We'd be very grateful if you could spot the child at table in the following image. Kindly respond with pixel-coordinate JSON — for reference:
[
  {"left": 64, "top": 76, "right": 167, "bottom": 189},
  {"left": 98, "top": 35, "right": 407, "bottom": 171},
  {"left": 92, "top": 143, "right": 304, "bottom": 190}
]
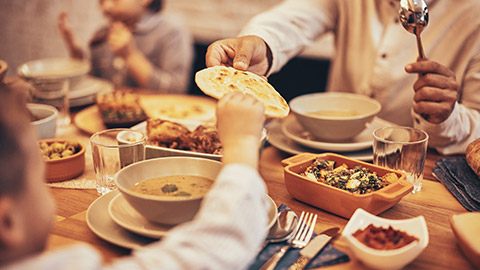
[
  {"left": 0, "top": 88, "right": 269, "bottom": 269},
  {"left": 58, "top": 0, "right": 193, "bottom": 93}
]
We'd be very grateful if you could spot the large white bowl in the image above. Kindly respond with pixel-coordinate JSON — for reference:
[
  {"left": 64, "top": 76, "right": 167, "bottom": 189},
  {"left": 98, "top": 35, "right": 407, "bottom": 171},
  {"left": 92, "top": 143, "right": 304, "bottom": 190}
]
[
  {"left": 115, "top": 157, "right": 222, "bottom": 225},
  {"left": 290, "top": 92, "right": 381, "bottom": 141},
  {"left": 27, "top": 103, "right": 58, "bottom": 139},
  {"left": 17, "top": 57, "right": 90, "bottom": 89},
  {"left": 342, "top": 208, "right": 429, "bottom": 270}
]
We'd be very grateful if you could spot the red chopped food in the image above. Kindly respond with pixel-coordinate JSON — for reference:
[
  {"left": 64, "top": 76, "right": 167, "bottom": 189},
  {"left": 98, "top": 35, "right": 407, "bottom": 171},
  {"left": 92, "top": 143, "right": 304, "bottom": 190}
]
[{"left": 353, "top": 224, "right": 419, "bottom": 250}]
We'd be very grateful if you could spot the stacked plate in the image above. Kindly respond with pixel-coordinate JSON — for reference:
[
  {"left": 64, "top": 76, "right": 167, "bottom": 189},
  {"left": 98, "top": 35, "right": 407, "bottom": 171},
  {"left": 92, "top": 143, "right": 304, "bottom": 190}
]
[
  {"left": 266, "top": 115, "right": 395, "bottom": 161},
  {"left": 86, "top": 190, "right": 278, "bottom": 249},
  {"left": 17, "top": 58, "right": 113, "bottom": 108},
  {"left": 69, "top": 76, "right": 113, "bottom": 107}
]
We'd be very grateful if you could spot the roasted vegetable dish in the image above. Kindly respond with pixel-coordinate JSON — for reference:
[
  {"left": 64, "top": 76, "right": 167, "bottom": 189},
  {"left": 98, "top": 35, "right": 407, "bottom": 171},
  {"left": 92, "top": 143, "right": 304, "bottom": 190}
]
[
  {"left": 302, "top": 158, "right": 398, "bottom": 194},
  {"left": 39, "top": 140, "right": 81, "bottom": 160},
  {"left": 97, "top": 91, "right": 147, "bottom": 127}
]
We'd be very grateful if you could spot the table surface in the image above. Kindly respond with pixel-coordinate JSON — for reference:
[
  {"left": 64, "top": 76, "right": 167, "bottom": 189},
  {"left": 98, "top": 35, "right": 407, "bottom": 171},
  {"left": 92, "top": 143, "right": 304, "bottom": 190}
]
[{"left": 45, "top": 107, "right": 474, "bottom": 270}]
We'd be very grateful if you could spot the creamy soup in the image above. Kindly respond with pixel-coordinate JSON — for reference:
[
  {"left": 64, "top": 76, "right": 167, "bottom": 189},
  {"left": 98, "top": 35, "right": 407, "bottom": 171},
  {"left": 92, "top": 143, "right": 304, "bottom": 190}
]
[
  {"left": 307, "top": 110, "right": 361, "bottom": 117},
  {"left": 131, "top": 175, "right": 214, "bottom": 197}
]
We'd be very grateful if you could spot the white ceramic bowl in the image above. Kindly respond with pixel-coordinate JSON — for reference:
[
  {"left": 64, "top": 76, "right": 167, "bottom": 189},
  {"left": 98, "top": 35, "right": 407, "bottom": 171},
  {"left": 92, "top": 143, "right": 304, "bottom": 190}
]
[
  {"left": 17, "top": 57, "right": 90, "bottom": 90},
  {"left": 27, "top": 103, "right": 58, "bottom": 139},
  {"left": 289, "top": 92, "right": 381, "bottom": 141},
  {"left": 342, "top": 208, "right": 429, "bottom": 270},
  {"left": 115, "top": 157, "right": 222, "bottom": 225}
]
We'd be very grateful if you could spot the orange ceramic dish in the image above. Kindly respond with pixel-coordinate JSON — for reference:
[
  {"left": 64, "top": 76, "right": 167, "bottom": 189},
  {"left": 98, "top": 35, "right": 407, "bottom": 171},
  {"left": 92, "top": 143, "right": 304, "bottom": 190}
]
[
  {"left": 39, "top": 139, "right": 86, "bottom": 182},
  {"left": 282, "top": 153, "right": 412, "bottom": 219}
]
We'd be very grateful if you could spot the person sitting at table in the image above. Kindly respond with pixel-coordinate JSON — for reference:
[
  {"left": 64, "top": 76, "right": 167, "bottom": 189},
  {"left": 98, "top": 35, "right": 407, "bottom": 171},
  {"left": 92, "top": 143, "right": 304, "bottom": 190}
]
[
  {"left": 58, "top": 0, "right": 193, "bottom": 93},
  {"left": 205, "top": 0, "right": 480, "bottom": 155},
  {"left": 0, "top": 87, "right": 269, "bottom": 269}
]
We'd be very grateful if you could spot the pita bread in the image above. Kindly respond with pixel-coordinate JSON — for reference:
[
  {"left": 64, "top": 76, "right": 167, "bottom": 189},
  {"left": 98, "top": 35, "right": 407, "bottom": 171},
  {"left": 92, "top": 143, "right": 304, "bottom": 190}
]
[{"left": 195, "top": 66, "right": 289, "bottom": 118}]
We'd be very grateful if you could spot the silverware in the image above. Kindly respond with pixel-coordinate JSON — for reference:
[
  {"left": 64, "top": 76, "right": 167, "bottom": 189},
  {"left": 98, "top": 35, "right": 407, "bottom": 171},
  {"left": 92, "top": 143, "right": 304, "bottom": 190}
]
[
  {"left": 259, "top": 211, "right": 318, "bottom": 270},
  {"left": 287, "top": 227, "right": 340, "bottom": 270},
  {"left": 399, "top": 0, "right": 429, "bottom": 60},
  {"left": 262, "top": 208, "right": 299, "bottom": 249}
]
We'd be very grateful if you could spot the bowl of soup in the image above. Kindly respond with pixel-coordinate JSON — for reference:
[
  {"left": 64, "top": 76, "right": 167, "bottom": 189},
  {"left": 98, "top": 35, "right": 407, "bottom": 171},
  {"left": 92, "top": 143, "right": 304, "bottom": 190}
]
[
  {"left": 289, "top": 92, "right": 381, "bottom": 141},
  {"left": 115, "top": 156, "right": 222, "bottom": 225}
]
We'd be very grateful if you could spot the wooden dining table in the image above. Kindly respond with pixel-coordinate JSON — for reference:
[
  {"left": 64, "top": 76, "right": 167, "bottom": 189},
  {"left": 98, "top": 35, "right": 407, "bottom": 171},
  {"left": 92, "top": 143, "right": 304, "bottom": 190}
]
[{"left": 45, "top": 105, "right": 474, "bottom": 270}]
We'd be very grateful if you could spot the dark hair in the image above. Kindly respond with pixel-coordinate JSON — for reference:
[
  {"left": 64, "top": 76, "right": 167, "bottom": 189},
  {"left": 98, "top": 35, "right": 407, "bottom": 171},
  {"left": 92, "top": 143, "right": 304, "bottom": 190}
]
[
  {"left": 0, "top": 84, "right": 31, "bottom": 196},
  {"left": 147, "top": 0, "right": 163, "bottom": 13}
]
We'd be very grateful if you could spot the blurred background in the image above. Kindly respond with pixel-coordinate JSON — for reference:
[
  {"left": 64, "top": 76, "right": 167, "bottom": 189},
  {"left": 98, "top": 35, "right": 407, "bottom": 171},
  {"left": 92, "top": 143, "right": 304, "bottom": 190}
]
[{"left": 0, "top": 0, "right": 334, "bottom": 101}]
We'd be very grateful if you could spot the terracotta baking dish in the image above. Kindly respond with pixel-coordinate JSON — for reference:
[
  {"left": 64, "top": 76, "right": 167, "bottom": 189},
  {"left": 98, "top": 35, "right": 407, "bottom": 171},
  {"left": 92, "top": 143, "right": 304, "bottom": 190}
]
[{"left": 282, "top": 153, "right": 413, "bottom": 219}]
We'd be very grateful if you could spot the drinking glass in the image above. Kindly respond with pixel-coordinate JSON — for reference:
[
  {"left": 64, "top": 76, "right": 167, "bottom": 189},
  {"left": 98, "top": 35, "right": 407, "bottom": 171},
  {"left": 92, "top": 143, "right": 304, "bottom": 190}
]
[
  {"left": 90, "top": 129, "right": 145, "bottom": 195},
  {"left": 29, "top": 78, "right": 70, "bottom": 126},
  {"left": 373, "top": 126, "right": 428, "bottom": 193}
]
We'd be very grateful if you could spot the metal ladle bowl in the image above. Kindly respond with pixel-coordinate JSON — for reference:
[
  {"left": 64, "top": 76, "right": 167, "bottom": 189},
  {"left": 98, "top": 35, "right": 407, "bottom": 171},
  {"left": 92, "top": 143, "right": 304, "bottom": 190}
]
[{"left": 399, "top": 0, "right": 429, "bottom": 59}]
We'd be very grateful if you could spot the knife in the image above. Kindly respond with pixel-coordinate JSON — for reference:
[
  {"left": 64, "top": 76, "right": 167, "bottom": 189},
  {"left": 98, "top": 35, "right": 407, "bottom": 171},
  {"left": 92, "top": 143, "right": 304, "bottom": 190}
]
[{"left": 287, "top": 227, "right": 340, "bottom": 270}]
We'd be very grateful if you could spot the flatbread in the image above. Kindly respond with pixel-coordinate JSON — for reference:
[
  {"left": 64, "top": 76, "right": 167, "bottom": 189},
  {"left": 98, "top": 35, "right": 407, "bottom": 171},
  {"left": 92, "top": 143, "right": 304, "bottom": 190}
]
[{"left": 195, "top": 66, "right": 289, "bottom": 118}]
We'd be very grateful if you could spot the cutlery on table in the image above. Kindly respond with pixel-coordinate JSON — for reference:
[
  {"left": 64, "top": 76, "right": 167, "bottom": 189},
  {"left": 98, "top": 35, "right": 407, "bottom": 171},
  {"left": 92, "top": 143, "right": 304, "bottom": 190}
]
[
  {"left": 260, "top": 209, "right": 299, "bottom": 251},
  {"left": 287, "top": 227, "right": 340, "bottom": 270},
  {"left": 259, "top": 211, "right": 318, "bottom": 270}
]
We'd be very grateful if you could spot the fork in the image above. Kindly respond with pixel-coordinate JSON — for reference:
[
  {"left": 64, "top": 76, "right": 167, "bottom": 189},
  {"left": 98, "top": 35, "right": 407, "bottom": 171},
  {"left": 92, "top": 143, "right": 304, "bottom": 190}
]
[{"left": 259, "top": 211, "right": 318, "bottom": 270}]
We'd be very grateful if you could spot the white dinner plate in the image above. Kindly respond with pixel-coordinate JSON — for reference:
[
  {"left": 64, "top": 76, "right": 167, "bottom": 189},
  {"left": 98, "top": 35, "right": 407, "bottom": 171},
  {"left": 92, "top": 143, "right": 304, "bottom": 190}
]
[
  {"left": 86, "top": 190, "right": 156, "bottom": 249},
  {"left": 281, "top": 115, "right": 395, "bottom": 152},
  {"left": 108, "top": 193, "right": 278, "bottom": 239},
  {"left": 108, "top": 193, "right": 175, "bottom": 239},
  {"left": 266, "top": 119, "right": 374, "bottom": 161}
]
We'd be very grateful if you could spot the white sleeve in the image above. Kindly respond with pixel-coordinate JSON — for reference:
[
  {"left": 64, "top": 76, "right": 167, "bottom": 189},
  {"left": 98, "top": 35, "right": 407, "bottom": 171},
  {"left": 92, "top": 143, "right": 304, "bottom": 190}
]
[
  {"left": 111, "top": 163, "right": 270, "bottom": 270},
  {"left": 414, "top": 103, "right": 480, "bottom": 155},
  {"left": 238, "top": 0, "right": 336, "bottom": 75}
]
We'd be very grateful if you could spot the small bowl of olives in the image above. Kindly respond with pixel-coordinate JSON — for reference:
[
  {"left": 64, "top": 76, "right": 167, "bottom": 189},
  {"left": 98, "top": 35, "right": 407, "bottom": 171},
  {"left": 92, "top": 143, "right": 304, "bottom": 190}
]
[{"left": 38, "top": 139, "right": 85, "bottom": 182}]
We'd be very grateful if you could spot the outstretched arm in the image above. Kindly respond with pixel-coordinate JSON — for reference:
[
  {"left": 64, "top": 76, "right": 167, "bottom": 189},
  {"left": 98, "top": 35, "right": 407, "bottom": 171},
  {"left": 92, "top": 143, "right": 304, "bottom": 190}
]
[{"left": 58, "top": 12, "right": 84, "bottom": 60}]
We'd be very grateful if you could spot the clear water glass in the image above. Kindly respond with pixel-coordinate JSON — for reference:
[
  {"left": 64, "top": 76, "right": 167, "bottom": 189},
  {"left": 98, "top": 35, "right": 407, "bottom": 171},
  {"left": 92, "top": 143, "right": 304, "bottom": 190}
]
[
  {"left": 373, "top": 126, "right": 429, "bottom": 193},
  {"left": 90, "top": 128, "right": 145, "bottom": 195}
]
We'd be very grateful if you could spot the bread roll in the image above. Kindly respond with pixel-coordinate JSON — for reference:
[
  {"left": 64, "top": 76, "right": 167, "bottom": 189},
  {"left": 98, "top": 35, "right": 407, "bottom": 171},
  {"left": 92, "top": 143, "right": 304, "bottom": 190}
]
[{"left": 466, "top": 138, "right": 480, "bottom": 178}]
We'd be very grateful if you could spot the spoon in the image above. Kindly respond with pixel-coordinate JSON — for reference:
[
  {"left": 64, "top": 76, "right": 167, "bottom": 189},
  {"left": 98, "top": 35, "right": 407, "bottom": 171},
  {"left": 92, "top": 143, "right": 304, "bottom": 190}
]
[
  {"left": 399, "top": 0, "right": 429, "bottom": 60},
  {"left": 260, "top": 209, "right": 299, "bottom": 250}
]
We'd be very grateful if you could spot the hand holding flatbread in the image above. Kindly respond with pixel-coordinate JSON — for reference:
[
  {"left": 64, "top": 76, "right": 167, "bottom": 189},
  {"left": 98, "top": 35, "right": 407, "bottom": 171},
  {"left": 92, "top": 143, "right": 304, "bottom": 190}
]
[{"left": 195, "top": 66, "right": 289, "bottom": 118}]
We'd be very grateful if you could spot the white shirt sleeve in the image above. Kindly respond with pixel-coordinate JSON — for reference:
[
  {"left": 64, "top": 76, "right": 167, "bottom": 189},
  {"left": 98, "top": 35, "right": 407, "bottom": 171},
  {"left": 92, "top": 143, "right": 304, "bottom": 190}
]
[
  {"left": 238, "top": 0, "right": 336, "bottom": 76},
  {"left": 5, "top": 164, "right": 269, "bottom": 270},
  {"left": 414, "top": 102, "right": 480, "bottom": 155}
]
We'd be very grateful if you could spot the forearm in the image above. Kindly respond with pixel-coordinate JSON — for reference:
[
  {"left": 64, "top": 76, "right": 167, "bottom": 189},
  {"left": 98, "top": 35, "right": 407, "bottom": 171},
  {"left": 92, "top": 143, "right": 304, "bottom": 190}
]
[
  {"left": 222, "top": 136, "right": 261, "bottom": 169},
  {"left": 124, "top": 48, "right": 154, "bottom": 88}
]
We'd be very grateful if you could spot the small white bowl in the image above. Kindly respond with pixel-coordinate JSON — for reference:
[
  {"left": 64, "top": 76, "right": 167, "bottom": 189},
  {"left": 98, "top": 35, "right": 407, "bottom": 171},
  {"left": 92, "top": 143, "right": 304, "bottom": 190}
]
[
  {"left": 290, "top": 92, "right": 381, "bottom": 141},
  {"left": 342, "top": 208, "right": 428, "bottom": 270},
  {"left": 27, "top": 103, "right": 58, "bottom": 139},
  {"left": 115, "top": 157, "right": 223, "bottom": 225}
]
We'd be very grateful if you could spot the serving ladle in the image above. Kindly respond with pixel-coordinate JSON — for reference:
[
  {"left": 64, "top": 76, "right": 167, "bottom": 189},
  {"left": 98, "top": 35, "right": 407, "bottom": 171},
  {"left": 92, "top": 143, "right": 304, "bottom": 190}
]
[{"left": 399, "top": 0, "right": 429, "bottom": 60}]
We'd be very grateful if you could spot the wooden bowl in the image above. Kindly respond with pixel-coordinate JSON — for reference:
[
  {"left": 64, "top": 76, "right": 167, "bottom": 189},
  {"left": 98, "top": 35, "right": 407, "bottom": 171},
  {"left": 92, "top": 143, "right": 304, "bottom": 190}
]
[
  {"left": 282, "top": 153, "right": 413, "bottom": 219},
  {"left": 39, "top": 139, "right": 86, "bottom": 182}
]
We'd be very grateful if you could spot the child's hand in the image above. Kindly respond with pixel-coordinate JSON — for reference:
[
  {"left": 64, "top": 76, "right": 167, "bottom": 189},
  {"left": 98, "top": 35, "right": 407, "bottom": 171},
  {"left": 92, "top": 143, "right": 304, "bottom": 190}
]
[
  {"left": 58, "top": 12, "right": 83, "bottom": 59},
  {"left": 108, "top": 21, "right": 135, "bottom": 58},
  {"left": 216, "top": 92, "right": 265, "bottom": 168}
]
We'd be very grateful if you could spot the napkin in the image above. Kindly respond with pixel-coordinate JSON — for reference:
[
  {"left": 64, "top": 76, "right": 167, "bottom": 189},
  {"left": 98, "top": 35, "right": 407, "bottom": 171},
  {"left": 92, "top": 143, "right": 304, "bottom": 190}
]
[
  {"left": 432, "top": 157, "right": 480, "bottom": 212},
  {"left": 248, "top": 205, "right": 350, "bottom": 270}
]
